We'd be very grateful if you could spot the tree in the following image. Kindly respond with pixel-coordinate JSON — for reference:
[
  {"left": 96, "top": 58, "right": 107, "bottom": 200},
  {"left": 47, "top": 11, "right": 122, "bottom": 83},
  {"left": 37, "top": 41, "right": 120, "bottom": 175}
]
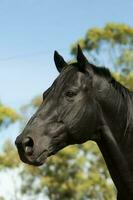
[
  {"left": 21, "top": 143, "right": 115, "bottom": 200},
  {"left": 0, "top": 102, "right": 20, "bottom": 200},
  {"left": 0, "top": 101, "right": 20, "bottom": 129},
  {"left": 113, "top": 72, "right": 133, "bottom": 91},
  {"left": 0, "top": 140, "right": 20, "bottom": 169},
  {"left": 1, "top": 139, "right": 115, "bottom": 200},
  {"left": 18, "top": 23, "right": 133, "bottom": 199},
  {"left": 71, "top": 23, "right": 133, "bottom": 74},
  {"left": 1, "top": 22, "right": 133, "bottom": 200},
  {"left": 0, "top": 141, "right": 22, "bottom": 200}
]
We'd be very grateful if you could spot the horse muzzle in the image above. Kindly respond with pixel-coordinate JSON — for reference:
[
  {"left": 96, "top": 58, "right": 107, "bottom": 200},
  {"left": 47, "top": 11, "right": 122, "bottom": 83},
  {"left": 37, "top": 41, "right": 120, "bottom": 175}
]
[{"left": 15, "top": 134, "right": 51, "bottom": 166}]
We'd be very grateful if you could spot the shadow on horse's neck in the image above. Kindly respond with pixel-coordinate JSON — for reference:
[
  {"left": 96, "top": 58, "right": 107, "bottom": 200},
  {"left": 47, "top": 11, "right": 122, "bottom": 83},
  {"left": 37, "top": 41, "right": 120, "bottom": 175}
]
[
  {"left": 99, "top": 78, "right": 133, "bottom": 143},
  {"left": 97, "top": 81, "right": 133, "bottom": 199}
]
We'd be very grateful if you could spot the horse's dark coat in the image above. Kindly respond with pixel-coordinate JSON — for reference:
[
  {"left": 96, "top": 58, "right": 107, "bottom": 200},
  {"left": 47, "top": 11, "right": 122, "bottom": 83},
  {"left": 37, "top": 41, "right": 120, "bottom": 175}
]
[{"left": 15, "top": 46, "right": 133, "bottom": 200}]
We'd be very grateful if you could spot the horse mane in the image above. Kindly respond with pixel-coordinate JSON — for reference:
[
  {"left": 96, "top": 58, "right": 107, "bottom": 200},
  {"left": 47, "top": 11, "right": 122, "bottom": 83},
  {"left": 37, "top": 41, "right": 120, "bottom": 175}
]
[
  {"left": 89, "top": 64, "right": 133, "bottom": 99},
  {"left": 93, "top": 65, "right": 112, "bottom": 80},
  {"left": 93, "top": 65, "right": 133, "bottom": 135},
  {"left": 96, "top": 66, "right": 133, "bottom": 100},
  {"left": 72, "top": 62, "right": 133, "bottom": 135},
  {"left": 72, "top": 61, "right": 132, "bottom": 96}
]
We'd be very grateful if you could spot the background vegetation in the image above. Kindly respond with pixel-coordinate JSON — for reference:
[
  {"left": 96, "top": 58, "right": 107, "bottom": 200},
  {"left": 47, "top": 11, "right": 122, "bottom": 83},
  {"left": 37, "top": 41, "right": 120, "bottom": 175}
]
[{"left": 0, "top": 23, "right": 133, "bottom": 200}]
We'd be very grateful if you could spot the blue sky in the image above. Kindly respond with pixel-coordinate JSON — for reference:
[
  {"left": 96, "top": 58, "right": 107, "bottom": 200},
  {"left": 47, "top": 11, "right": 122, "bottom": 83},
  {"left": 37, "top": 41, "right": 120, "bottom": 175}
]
[{"left": 0, "top": 0, "right": 133, "bottom": 146}]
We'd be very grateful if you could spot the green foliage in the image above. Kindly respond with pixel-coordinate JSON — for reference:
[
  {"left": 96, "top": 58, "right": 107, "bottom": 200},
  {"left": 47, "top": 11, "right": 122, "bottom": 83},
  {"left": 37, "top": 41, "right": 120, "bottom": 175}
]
[
  {"left": 21, "top": 96, "right": 42, "bottom": 111},
  {"left": 116, "top": 50, "right": 133, "bottom": 74},
  {"left": 0, "top": 102, "right": 20, "bottom": 128},
  {"left": 0, "top": 197, "right": 5, "bottom": 200},
  {"left": 1, "top": 22, "right": 133, "bottom": 200},
  {"left": 0, "top": 140, "right": 20, "bottom": 169},
  {"left": 20, "top": 143, "right": 116, "bottom": 200},
  {"left": 71, "top": 23, "right": 133, "bottom": 73},
  {"left": 113, "top": 72, "right": 133, "bottom": 91},
  {"left": 0, "top": 101, "right": 20, "bottom": 198},
  {"left": 71, "top": 23, "right": 133, "bottom": 52}
]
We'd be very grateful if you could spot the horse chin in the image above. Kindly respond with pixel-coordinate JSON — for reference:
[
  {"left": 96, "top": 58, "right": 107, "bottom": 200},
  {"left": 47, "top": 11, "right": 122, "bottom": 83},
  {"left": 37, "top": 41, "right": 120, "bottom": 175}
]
[
  {"left": 21, "top": 148, "right": 60, "bottom": 166},
  {"left": 32, "top": 150, "right": 49, "bottom": 166},
  {"left": 26, "top": 149, "right": 58, "bottom": 166},
  {"left": 17, "top": 148, "right": 49, "bottom": 166}
]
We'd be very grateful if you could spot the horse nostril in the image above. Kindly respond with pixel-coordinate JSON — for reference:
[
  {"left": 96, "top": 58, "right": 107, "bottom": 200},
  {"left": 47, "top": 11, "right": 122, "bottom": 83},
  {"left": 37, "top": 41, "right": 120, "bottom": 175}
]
[{"left": 23, "top": 137, "right": 34, "bottom": 156}]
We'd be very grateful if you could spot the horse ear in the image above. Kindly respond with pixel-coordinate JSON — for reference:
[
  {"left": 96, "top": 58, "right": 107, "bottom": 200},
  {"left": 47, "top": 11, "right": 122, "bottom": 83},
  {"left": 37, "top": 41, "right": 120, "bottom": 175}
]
[
  {"left": 54, "top": 51, "right": 68, "bottom": 72},
  {"left": 77, "top": 45, "right": 88, "bottom": 72}
]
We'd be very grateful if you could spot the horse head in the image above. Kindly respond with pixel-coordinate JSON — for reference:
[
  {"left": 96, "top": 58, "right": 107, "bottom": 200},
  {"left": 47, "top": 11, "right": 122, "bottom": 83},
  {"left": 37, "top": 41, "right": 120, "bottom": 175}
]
[{"left": 15, "top": 46, "right": 110, "bottom": 166}]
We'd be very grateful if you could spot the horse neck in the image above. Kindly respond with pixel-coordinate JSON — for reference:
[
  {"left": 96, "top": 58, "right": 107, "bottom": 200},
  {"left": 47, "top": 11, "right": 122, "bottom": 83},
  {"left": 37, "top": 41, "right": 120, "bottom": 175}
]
[
  {"left": 97, "top": 86, "right": 133, "bottom": 198},
  {"left": 99, "top": 84, "right": 133, "bottom": 143},
  {"left": 97, "top": 126, "right": 133, "bottom": 199}
]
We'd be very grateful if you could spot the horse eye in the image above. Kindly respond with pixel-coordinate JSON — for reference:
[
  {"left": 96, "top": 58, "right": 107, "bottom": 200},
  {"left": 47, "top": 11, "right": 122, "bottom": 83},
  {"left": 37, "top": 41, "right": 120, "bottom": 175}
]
[{"left": 65, "top": 91, "right": 77, "bottom": 98}]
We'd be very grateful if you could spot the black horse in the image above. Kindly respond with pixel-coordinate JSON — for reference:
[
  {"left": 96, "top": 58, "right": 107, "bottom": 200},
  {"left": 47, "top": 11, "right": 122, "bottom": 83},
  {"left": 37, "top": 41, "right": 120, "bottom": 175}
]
[{"left": 15, "top": 46, "right": 133, "bottom": 200}]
